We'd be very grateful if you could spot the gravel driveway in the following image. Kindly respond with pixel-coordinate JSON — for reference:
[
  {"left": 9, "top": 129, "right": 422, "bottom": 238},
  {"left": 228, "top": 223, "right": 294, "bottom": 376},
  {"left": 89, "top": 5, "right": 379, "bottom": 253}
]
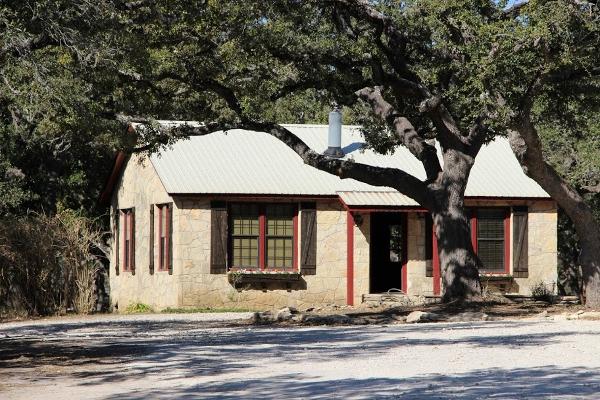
[{"left": 1, "top": 313, "right": 600, "bottom": 399}]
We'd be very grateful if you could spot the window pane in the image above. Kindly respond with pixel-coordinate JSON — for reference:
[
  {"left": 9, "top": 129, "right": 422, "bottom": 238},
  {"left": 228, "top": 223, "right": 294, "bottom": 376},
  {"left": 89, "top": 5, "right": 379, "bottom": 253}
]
[
  {"left": 389, "top": 224, "right": 403, "bottom": 263},
  {"left": 266, "top": 238, "right": 293, "bottom": 268},
  {"left": 477, "top": 210, "right": 505, "bottom": 239},
  {"left": 231, "top": 204, "right": 259, "bottom": 235},
  {"left": 160, "top": 237, "right": 166, "bottom": 268},
  {"left": 125, "top": 240, "right": 130, "bottom": 269},
  {"left": 266, "top": 205, "right": 294, "bottom": 236},
  {"left": 160, "top": 206, "right": 167, "bottom": 238},
  {"left": 477, "top": 209, "right": 505, "bottom": 271},
  {"left": 478, "top": 240, "right": 504, "bottom": 270},
  {"left": 265, "top": 205, "right": 294, "bottom": 268},
  {"left": 232, "top": 237, "right": 258, "bottom": 267}
]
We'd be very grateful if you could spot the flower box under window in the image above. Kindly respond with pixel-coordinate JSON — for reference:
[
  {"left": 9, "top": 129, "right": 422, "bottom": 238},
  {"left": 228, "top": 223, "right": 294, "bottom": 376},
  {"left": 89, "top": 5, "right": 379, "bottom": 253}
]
[{"left": 227, "top": 270, "right": 302, "bottom": 284}]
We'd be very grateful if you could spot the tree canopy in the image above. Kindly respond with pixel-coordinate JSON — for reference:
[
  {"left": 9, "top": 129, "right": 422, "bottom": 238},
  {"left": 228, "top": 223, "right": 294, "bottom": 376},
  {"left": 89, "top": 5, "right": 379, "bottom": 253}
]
[{"left": 1, "top": 0, "right": 599, "bottom": 301}]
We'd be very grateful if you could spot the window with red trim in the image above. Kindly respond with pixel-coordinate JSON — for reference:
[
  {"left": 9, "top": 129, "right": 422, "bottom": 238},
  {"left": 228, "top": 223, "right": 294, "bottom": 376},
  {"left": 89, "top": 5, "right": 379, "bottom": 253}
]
[
  {"left": 470, "top": 208, "right": 510, "bottom": 274},
  {"left": 120, "top": 208, "right": 134, "bottom": 272},
  {"left": 157, "top": 204, "right": 171, "bottom": 271},
  {"left": 229, "top": 203, "right": 297, "bottom": 270}
]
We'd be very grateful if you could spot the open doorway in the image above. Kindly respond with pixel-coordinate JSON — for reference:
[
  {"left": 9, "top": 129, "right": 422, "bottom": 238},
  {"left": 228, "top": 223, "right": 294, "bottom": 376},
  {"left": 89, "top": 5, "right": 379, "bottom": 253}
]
[{"left": 370, "top": 212, "right": 407, "bottom": 293}]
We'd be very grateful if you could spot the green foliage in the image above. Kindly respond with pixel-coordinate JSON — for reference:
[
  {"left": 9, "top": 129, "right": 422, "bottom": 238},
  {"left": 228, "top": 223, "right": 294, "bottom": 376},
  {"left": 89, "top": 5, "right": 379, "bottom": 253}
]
[
  {"left": 0, "top": 0, "right": 131, "bottom": 216},
  {"left": 0, "top": 2, "right": 598, "bottom": 304},
  {"left": 124, "top": 303, "right": 154, "bottom": 314}
]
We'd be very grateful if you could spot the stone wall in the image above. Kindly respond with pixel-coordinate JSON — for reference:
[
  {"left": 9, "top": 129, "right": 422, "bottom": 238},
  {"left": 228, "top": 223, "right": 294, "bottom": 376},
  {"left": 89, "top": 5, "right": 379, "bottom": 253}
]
[
  {"left": 353, "top": 212, "right": 370, "bottom": 305},
  {"left": 109, "top": 154, "right": 178, "bottom": 311},
  {"left": 175, "top": 199, "right": 348, "bottom": 310},
  {"left": 406, "top": 213, "right": 434, "bottom": 296},
  {"left": 514, "top": 200, "right": 558, "bottom": 294},
  {"left": 109, "top": 157, "right": 558, "bottom": 310}
]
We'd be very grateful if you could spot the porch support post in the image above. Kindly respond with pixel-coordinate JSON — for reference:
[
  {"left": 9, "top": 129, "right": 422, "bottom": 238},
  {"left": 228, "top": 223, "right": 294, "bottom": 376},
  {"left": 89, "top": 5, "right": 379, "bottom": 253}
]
[{"left": 347, "top": 211, "right": 355, "bottom": 306}]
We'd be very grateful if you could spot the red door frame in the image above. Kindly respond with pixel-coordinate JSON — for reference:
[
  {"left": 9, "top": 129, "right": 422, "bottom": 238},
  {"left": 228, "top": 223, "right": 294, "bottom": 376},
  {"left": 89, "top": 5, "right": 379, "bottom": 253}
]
[
  {"left": 401, "top": 213, "right": 408, "bottom": 294},
  {"left": 432, "top": 223, "right": 441, "bottom": 296}
]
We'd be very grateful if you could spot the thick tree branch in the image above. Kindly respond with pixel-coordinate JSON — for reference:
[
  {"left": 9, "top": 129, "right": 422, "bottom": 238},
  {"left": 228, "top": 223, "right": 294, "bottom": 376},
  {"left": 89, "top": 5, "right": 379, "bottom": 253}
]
[
  {"left": 582, "top": 184, "right": 600, "bottom": 194},
  {"left": 356, "top": 86, "right": 442, "bottom": 181},
  {"left": 122, "top": 115, "right": 432, "bottom": 208}
]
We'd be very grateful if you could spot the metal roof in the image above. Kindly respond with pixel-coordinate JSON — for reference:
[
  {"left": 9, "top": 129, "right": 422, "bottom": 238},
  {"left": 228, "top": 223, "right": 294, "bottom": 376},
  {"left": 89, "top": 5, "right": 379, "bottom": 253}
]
[
  {"left": 338, "top": 191, "right": 419, "bottom": 207},
  {"left": 149, "top": 123, "right": 549, "bottom": 203}
]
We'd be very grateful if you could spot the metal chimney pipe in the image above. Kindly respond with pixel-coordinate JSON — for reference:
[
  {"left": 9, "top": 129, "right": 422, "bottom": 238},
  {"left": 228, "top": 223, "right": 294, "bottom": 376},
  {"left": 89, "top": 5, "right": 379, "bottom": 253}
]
[{"left": 324, "top": 107, "right": 344, "bottom": 158}]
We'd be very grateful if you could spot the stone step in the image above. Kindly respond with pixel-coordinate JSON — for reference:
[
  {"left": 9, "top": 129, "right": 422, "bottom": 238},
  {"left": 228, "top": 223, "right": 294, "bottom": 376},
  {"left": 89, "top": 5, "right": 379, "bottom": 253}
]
[{"left": 362, "top": 293, "right": 442, "bottom": 306}]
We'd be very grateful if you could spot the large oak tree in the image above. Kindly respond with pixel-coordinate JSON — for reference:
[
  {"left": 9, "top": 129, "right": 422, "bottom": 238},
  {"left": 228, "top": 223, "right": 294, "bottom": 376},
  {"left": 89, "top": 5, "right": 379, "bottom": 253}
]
[
  {"left": 109, "top": 0, "right": 600, "bottom": 302},
  {"left": 4, "top": 0, "right": 599, "bottom": 303}
]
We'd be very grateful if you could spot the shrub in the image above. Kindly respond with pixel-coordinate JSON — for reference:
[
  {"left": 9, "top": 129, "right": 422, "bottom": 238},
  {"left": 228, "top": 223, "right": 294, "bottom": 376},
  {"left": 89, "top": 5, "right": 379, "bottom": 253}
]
[
  {"left": 530, "top": 281, "right": 555, "bottom": 303},
  {"left": 0, "top": 209, "right": 104, "bottom": 317},
  {"left": 125, "top": 303, "right": 154, "bottom": 314}
]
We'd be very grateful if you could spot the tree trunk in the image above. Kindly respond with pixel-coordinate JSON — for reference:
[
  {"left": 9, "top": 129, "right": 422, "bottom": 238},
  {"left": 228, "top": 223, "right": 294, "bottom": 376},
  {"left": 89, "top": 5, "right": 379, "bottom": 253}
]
[
  {"left": 431, "top": 148, "right": 483, "bottom": 302},
  {"left": 509, "top": 126, "right": 600, "bottom": 307}
]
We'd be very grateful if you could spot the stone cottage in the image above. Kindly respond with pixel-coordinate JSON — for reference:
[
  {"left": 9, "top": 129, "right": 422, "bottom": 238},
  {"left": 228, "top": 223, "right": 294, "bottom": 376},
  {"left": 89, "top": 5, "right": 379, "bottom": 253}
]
[{"left": 100, "top": 117, "right": 557, "bottom": 310}]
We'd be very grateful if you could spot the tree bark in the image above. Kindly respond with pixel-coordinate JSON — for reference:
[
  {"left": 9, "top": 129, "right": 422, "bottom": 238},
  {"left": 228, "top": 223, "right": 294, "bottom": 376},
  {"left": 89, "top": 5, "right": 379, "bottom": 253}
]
[
  {"left": 431, "top": 148, "right": 483, "bottom": 302},
  {"left": 509, "top": 123, "right": 600, "bottom": 307}
]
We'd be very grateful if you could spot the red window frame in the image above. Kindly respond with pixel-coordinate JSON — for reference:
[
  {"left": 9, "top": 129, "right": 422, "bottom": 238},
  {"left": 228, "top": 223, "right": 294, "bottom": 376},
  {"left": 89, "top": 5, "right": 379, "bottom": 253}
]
[
  {"left": 228, "top": 203, "right": 299, "bottom": 271},
  {"left": 470, "top": 208, "right": 510, "bottom": 275},
  {"left": 120, "top": 208, "right": 134, "bottom": 272},
  {"left": 157, "top": 204, "right": 171, "bottom": 271}
]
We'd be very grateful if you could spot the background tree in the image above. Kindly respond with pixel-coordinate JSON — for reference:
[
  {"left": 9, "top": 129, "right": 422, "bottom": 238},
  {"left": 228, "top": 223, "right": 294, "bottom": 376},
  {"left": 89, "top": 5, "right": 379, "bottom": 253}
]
[
  {"left": 0, "top": 0, "right": 135, "bottom": 216},
  {"left": 540, "top": 117, "right": 600, "bottom": 296},
  {"left": 498, "top": 0, "right": 600, "bottom": 305}
]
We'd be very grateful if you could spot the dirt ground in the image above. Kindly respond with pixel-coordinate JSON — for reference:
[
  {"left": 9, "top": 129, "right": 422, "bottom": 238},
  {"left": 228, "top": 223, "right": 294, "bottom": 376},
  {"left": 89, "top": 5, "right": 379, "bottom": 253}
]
[{"left": 1, "top": 303, "right": 600, "bottom": 399}]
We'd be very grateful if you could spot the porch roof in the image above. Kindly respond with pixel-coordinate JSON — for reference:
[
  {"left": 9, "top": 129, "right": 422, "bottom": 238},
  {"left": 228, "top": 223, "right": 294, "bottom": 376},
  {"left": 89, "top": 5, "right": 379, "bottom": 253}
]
[{"left": 338, "top": 191, "right": 419, "bottom": 207}]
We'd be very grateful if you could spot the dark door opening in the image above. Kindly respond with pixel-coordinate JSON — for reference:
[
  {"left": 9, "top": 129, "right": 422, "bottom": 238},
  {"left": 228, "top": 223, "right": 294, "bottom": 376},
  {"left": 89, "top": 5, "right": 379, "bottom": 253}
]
[{"left": 370, "top": 212, "right": 407, "bottom": 293}]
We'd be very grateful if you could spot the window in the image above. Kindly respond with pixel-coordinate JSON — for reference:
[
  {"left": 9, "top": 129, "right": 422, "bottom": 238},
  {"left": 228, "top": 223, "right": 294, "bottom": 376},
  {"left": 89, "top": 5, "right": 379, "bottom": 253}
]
[
  {"left": 231, "top": 204, "right": 259, "bottom": 268},
  {"left": 229, "top": 203, "right": 297, "bottom": 270},
  {"left": 266, "top": 205, "right": 294, "bottom": 268},
  {"left": 472, "top": 208, "right": 509, "bottom": 273},
  {"left": 120, "top": 208, "right": 134, "bottom": 271},
  {"left": 157, "top": 204, "right": 171, "bottom": 271}
]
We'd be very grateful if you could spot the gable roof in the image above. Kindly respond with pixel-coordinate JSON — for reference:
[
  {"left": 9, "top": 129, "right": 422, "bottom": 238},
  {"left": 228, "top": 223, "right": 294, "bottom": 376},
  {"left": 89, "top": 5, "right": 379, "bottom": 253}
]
[{"left": 148, "top": 123, "right": 549, "bottom": 205}]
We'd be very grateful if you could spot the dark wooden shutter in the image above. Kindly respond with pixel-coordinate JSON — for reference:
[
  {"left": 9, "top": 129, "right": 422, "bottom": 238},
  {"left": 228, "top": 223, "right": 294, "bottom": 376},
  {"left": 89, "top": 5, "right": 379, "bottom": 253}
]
[
  {"left": 300, "top": 202, "right": 317, "bottom": 275},
  {"left": 115, "top": 211, "right": 120, "bottom": 276},
  {"left": 167, "top": 202, "right": 174, "bottom": 275},
  {"left": 425, "top": 213, "right": 434, "bottom": 277},
  {"left": 210, "top": 201, "right": 228, "bottom": 274},
  {"left": 149, "top": 206, "right": 154, "bottom": 275},
  {"left": 130, "top": 207, "right": 136, "bottom": 275},
  {"left": 513, "top": 206, "right": 529, "bottom": 278}
]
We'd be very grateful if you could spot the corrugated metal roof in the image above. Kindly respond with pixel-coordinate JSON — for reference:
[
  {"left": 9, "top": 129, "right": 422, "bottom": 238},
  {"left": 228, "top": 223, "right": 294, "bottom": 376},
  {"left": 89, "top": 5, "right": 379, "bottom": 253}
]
[
  {"left": 149, "top": 123, "right": 549, "bottom": 200},
  {"left": 338, "top": 191, "right": 419, "bottom": 207}
]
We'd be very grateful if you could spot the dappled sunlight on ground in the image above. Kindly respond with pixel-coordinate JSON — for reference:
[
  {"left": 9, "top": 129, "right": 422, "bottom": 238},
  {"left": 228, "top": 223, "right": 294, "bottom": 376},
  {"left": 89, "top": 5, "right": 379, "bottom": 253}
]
[{"left": 1, "top": 314, "right": 600, "bottom": 399}]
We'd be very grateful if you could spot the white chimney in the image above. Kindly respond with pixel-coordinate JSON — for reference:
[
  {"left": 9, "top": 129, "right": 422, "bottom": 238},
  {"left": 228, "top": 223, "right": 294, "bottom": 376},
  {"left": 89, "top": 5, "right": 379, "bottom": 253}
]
[{"left": 324, "top": 107, "right": 344, "bottom": 158}]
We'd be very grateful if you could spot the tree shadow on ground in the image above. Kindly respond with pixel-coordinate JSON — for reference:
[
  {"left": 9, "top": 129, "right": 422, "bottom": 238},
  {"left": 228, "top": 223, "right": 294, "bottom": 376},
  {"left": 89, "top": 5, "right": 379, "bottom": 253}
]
[
  {"left": 1, "top": 318, "right": 598, "bottom": 392},
  {"left": 115, "top": 366, "right": 600, "bottom": 399}
]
